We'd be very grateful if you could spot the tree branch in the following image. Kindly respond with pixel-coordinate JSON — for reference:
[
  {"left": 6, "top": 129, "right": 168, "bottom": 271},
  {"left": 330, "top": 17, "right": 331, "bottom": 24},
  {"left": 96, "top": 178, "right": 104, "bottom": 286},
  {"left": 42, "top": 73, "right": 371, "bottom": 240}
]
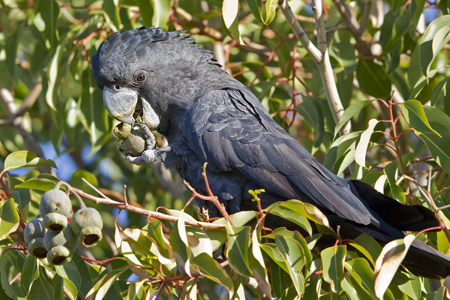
[
  {"left": 71, "top": 187, "right": 226, "bottom": 230},
  {"left": 331, "top": 0, "right": 372, "bottom": 56},
  {"left": 278, "top": 0, "right": 352, "bottom": 135}
]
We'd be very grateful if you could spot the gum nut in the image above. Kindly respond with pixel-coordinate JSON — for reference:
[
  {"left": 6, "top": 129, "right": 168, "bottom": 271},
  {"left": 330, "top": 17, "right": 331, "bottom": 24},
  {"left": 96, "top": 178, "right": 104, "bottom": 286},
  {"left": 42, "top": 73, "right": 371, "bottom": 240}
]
[
  {"left": 27, "top": 237, "right": 48, "bottom": 259},
  {"left": 78, "top": 226, "right": 103, "bottom": 247},
  {"left": 113, "top": 123, "right": 132, "bottom": 140},
  {"left": 123, "top": 130, "right": 146, "bottom": 156},
  {"left": 46, "top": 245, "right": 73, "bottom": 265},
  {"left": 24, "top": 218, "right": 46, "bottom": 244},
  {"left": 44, "top": 225, "right": 78, "bottom": 253},
  {"left": 43, "top": 212, "right": 68, "bottom": 232},
  {"left": 71, "top": 207, "right": 103, "bottom": 236},
  {"left": 39, "top": 189, "right": 72, "bottom": 218}
]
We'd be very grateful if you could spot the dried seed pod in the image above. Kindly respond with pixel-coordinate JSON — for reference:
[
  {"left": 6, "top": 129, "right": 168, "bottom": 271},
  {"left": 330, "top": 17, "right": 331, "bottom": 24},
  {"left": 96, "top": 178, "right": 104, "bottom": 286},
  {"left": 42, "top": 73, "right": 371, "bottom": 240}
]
[
  {"left": 113, "top": 123, "right": 132, "bottom": 140},
  {"left": 122, "top": 129, "right": 146, "bottom": 156},
  {"left": 71, "top": 207, "right": 103, "bottom": 247},
  {"left": 39, "top": 189, "right": 72, "bottom": 232},
  {"left": 44, "top": 225, "right": 77, "bottom": 265},
  {"left": 24, "top": 219, "right": 47, "bottom": 259}
]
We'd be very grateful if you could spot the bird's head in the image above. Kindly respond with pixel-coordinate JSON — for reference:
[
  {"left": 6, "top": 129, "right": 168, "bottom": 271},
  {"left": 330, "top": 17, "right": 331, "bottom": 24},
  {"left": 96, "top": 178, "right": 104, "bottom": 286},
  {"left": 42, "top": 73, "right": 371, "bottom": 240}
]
[{"left": 92, "top": 26, "right": 221, "bottom": 135}]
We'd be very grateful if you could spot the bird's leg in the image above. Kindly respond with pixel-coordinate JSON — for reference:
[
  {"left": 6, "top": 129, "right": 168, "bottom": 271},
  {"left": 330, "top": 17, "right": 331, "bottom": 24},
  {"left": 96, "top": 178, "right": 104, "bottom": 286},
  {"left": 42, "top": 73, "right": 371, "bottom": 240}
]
[{"left": 123, "top": 123, "right": 170, "bottom": 165}]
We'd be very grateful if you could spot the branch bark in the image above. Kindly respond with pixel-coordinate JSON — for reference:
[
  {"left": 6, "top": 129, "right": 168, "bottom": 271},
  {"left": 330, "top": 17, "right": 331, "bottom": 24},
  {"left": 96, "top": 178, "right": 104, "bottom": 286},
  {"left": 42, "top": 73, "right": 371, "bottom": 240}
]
[
  {"left": 278, "top": 0, "right": 352, "bottom": 135},
  {"left": 331, "top": 0, "right": 373, "bottom": 56}
]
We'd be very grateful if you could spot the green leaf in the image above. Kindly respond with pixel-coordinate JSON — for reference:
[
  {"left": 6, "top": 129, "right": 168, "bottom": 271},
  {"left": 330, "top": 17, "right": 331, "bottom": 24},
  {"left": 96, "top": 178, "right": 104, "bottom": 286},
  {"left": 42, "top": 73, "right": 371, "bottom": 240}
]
[
  {"left": 402, "top": 100, "right": 441, "bottom": 137},
  {"left": 80, "top": 68, "right": 111, "bottom": 156},
  {"left": 430, "top": 75, "right": 450, "bottom": 106},
  {"left": 420, "top": 16, "right": 450, "bottom": 78},
  {"left": 274, "top": 233, "right": 305, "bottom": 295},
  {"left": 28, "top": 266, "right": 55, "bottom": 300},
  {"left": 403, "top": 102, "right": 450, "bottom": 174},
  {"left": 355, "top": 119, "right": 378, "bottom": 168},
  {"left": 225, "top": 223, "right": 252, "bottom": 277},
  {"left": 325, "top": 132, "right": 360, "bottom": 170},
  {"left": 356, "top": 60, "right": 392, "bottom": 99},
  {"left": 21, "top": 256, "right": 39, "bottom": 295},
  {"left": 345, "top": 258, "right": 375, "bottom": 295},
  {"left": 191, "top": 253, "right": 234, "bottom": 297},
  {"left": 135, "top": 0, "right": 153, "bottom": 26},
  {"left": 321, "top": 245, "right": 346, "bottom": 292},
  {"left": 65, "top": 253, "right": 93, "bottom": 299},
  {"left": 272, "top": 228, "right": 312, "bottom": 268},
  {"left": 3, "top": 151, "right": 56, "bottom": 172},
  {"left": 349, "top": 234, "right": 383, "bottom": 266},
  {"left": 69, "top": 170, "right": 99, "bottom": 192},
  {"left": 14, "top": 178, "right": 56, "bottom": 191},
  {"left": 85, "top": 268, "right": 127, "bottom": 300},
  {"left": 264, "top": 0, "right": 277, "bottom": 25},
  {"left": 383, "top": 159, "right": 406, "bottom": 203},
  {"left": 54, "top": 265, "right": 78, "bottom": 300},
  {"left": 33, "top": 0, "right": 60, "bottom": 49},
  {"left": 151, "top": 0, "right": 171, "bottom": 28},
  {"left": 0, "top": 257, "right": 16, "bottom": 300},
  {"left": 265, "top": 200, "right": 329, "bottom": 235},
  {"left": 334, "top": 100, "right": 376, "bottom": 139},
  {"left": 0, "top": 199, "right": 20, "bottom": 241},
  {"left": 44, "top": 45, "right": 61, "bottom": 111},
  {"left": 213, "top": 211, "right": 257, "bottom": 226},
  {"left": 142, "top": 221, "right": 173, "bottom": 261},
  {"left": 409, "top": 0, "right": 426, "bottom": 38},
  {"left": 374, "top": 235, "right": 415, "bottom": 299},
  {"left": 260, "top": 243, "right": 290, "bottom": 274},
  {"left": 222, "top": 0, "right": 243, "bottom": 43},
  {"left": 250, "top": 229, "right": 271, "bottom": 298},
  {"left": 102, "top": 0, "right": 121, "bottom": 31},
  {"left": 245, "top": 0, "right": 263, "bottom": 23}
]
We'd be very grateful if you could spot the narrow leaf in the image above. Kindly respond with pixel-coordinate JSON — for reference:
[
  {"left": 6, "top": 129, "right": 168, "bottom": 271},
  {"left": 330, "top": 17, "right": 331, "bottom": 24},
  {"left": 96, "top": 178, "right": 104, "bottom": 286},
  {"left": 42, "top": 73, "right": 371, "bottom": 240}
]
[
  {"left": 225, "top": 223, "right": 252, "bottom": 277},
  {"left": 3, "top": 151, "right": 56, "bottom": 172},
  {"left": 191, "top": 253, "right": 234, "bottom": 298},
  {"left": 374, "top": 235, "right": 415, "bottom": 299},
  {"left": 355, "top": 119, "right": 379, "bottom": 168},
  {"left": 420, "top": 16, "right": 450, "bottom": 78},
  {"left": 0, "top": 199, "right": 20, "bottom": 241},
  {"left": 321, "top": 245, "right": 347, "bottom": 292},
  {"left": 334, "top": 100, "right": 376, "bottom": 139}
]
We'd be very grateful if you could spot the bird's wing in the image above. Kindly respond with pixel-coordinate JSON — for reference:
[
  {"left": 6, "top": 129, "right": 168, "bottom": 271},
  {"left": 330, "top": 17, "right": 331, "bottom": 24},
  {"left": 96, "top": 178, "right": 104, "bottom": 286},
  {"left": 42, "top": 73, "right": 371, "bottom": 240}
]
[{"left": 181, "top": 88, "right": 374, "bottom": 225}]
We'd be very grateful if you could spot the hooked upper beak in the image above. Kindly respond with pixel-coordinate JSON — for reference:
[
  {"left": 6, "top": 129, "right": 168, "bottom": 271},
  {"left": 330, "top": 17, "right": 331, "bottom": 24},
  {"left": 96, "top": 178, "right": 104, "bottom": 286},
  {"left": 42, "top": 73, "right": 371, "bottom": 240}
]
[{"left": 103, "top": 86, "right": 138, "bottom": 125}]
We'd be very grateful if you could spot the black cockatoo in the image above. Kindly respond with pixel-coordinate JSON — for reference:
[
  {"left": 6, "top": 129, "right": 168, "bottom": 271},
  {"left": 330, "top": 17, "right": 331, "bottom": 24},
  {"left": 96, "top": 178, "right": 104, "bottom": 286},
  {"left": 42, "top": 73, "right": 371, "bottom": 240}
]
[{"left": 92, "top": 26, "right": 450, "bottom": 278}]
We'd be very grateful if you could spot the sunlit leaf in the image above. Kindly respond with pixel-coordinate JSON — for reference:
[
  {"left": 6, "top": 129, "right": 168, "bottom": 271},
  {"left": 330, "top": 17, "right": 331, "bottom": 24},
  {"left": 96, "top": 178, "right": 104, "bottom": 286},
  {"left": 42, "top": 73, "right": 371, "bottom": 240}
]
[
  {"left": 420, "top": 16, "right": 450, "bottom": 78},
  {"left": 3, "top": 151, "right": 56, "bottom": 173},
  {"left": 334, "top": 100, "right": 376, "bottom": 139},
  {"left": 321, "top": 245, "right": 346, "bottom": 292},
  {"left": 14, "top": 178, "right": 56, "bottom": 191},
  {"left": 28, "top": 266, "right": 55, "bottom": 300},
  {"left": 355, "top": 119, "right": 379, "bottom": 168},
  {"left": 374, "top": 235, "right": 415, "bottom": 299},
  {"left": 274, "top": 233, "right": 305, "bottom": 295},
  {"left": 264, "top": 0, "right": 278, "bottom": 25},
  {"left": 225, "top": 223, "right": 252, "bottom": 277},
  {"left": 191, "top": 253, "right": 234, "bottom": 298},
  {"left": 0, "top": 199, "right": 20, "bottom": 241},
  {"left": 21, "top": 255, "right": 39, "bottom": 295}
]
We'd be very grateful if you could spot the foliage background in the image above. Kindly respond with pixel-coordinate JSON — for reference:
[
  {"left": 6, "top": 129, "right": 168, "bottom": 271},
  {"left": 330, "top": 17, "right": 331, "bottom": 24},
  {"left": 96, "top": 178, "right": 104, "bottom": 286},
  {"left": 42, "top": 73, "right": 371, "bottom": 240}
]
[{"left": 1, "top": 0, "right": 450, "bottom": 299}]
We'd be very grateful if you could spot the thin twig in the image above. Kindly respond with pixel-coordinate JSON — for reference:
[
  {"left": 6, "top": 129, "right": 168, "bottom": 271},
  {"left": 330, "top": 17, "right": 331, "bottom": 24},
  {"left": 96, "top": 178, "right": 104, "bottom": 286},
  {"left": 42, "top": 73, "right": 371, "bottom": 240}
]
[{"left": 71, "top": 187, "right": 226, "bottom": 230}]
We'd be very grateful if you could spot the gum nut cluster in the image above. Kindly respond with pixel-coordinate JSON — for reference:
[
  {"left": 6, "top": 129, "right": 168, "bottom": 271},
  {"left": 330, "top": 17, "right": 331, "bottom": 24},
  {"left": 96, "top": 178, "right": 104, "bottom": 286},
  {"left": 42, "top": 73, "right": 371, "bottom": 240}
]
[
  {"left": 24, "top": 187, "right": 104, "bottom": 265},
  {"left": 24, "top": 218, "right": 47, "bottom": 259},
  {"left": 44, "top": 224, "right": 78, "bottom": 265},
  {"left": 39, "top": 189, "right": 72, "bottom": 232},
  {"left": 72, "top": 207, "right": 103, "bottom": 247},
  {"left": 113, "top": 123, "right": 147, "bottom": 156}
]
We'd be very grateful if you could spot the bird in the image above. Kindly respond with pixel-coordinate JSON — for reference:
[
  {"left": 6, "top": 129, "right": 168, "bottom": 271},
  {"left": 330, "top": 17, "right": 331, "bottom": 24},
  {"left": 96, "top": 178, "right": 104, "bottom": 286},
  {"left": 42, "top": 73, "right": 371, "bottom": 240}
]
[{"left": 92, "top": 26, "right": 450, "bottom": 278}]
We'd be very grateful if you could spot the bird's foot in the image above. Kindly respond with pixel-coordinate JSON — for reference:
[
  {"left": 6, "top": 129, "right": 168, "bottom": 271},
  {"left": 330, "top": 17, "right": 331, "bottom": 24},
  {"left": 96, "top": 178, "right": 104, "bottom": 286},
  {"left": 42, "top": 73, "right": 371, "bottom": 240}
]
[
  {"left": 124, "top": 147, "right": 170, "bottom": 165},
  {"left": 136, "top": 122, "right": 156, "bottom": 149}
]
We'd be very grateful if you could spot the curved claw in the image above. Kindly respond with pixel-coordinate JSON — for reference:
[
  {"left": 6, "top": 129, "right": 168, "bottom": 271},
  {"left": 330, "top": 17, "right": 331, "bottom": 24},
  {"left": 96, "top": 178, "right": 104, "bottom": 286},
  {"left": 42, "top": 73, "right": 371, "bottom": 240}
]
[{"left": 136, "top": 123, "right": 156, "bottom": 150}]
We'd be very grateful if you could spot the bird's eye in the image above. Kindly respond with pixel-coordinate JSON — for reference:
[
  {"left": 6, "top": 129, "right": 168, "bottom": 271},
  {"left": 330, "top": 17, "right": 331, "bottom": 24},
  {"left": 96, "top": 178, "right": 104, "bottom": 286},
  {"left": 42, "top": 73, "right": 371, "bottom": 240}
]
[
  {"left": 137, "top": 73, "right": 145, "bottom": 82},
  {"left": 114, "top": 85, "right": 120, "bottom": 90}
]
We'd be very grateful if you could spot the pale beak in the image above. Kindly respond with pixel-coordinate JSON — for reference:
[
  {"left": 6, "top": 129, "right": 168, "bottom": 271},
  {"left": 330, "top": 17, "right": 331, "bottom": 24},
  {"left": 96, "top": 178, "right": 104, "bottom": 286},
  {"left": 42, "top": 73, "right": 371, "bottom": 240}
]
[{"left": 102, "top": 86, "right": 138, "bottom": 125}]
